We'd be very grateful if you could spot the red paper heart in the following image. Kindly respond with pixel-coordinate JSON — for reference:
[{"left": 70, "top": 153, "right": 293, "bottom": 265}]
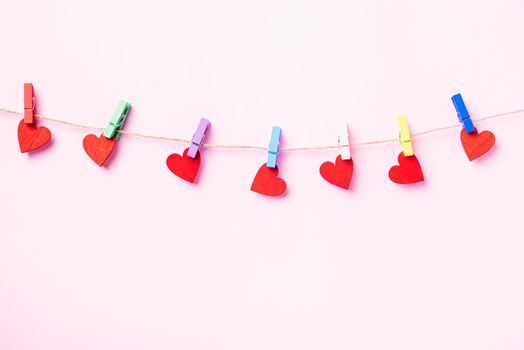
[
  {"left": 460, "top": 128, "right": 495, "bottom": 161},
  {"left": 251, "top": 164, "right": 286, "bottom": 196},
  {"left": 17, "top": 119, "right": 51, "bottom": 153},
  {"left": 83, "top": 134, "right": 116, "bottom": 166},
  {"left": 388, "top": 152, "right": 424, "bottom": 184},
  {"left": 166, "top": 148, "right": 201, "bottom": 183},
  {"left": 319, "top": 155, "right": 354, "bottom": 189}
]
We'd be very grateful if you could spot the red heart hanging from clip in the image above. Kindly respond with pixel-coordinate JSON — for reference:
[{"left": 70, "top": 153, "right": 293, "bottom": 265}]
[
  {"left": 388, "top": 152, "right": 424, "bottom": 184},
  {"left": 460, "top": 129, "right": 495, "bottom": 161},
  {"left": 83, "top": 134, "right": 117, "bottom": 166},
  {"left": 319, "top": 155, "right": 354, "bottom": 190},
  {"left": 166, "top": 148, "right": 201, "bottom": 183},
  {"left": 17, "top": 119, "right": 52, "bottom": 153},
  {"left": 251, "top": 164, "right": 287, "bottom": 196}
]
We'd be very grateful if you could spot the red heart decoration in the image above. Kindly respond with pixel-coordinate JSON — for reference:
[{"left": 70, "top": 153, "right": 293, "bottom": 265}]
[
  {"left": 83, "top": 133, "right": 116, "bottom": 166},
  {"left": 319, "top": 155, "right": 354, "bottom": 189},
  {"left": 251, "top": 164, "right": 286, "bottom": 196},
  {"left": 166, "top": 148, "right": 201, "bottom": 183},
  {"left": 17, "top": 119, "right": 52, "bottom": 153},
  {"left": 388, "top": 152, "right": 424, "bottom": 184},
  {"left": 460, "top": 128, "right": 495, "bottom": 161}
]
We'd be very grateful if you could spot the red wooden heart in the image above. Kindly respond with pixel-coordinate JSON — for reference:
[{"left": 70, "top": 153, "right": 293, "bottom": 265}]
[
  {"left": 388, "top": 152, "right": 424, "bottom": 184},
  {"left": 319, "top": 155, "right": 354, "bottom": 189},
  {"left": 17, "top": 119, "right": 51, "bottom": 153},
  {"left": 251, "top": 164, "right": 286, "bottom": 196},
  {"left": 166, "top": 148, "right": 201, "bottom": 183},
  {"left": 460, "top": 128, "right": 495, "bottom": 161},
  {"left": 83, "top": 133, "right": 116, "bottom": 166}
]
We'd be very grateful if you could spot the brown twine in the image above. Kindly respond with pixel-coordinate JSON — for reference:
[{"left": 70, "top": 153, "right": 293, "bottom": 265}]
[{"left": 2, "top": 107, "right": 523, "bottom": 152}]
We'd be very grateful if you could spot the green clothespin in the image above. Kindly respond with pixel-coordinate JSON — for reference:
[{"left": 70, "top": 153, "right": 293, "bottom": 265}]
[{"left": 103, "top": 100, "right": 131, "bottom": 141}]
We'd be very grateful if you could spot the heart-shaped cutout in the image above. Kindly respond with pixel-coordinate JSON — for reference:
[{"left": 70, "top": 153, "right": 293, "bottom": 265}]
[
  {"left": 388, "top": 152, "right": 424, "bottom": 184},
  {"left": 460, "top": 128, "right": 495, "bottom": 161},
  {"left": 83, "top": 134, "right": 116, "bottom": 166},
  {"left": 17, "top": 119, "right": 52, "bottom": 153},
  {"left": 251, "top": 164, "right": 286, "bottom": 196},
  {"left": 166, "top": 148, "right": 201, "bottom": 183},
  {"left": 319, "top": 155, "right": 354, "bottom": 189}
]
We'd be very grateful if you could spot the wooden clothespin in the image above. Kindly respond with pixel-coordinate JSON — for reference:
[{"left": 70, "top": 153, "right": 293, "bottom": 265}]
[
  {"left": 452, "top": 93, "right": 476, "bottom": 134},
  {"left": 18, "top": 83, "right": 52, "bottom": 153},
  {"left": 398, "top": 115, "right": 414, "bottom": 156},
  {"left": 187, "top": 118, "right": 210, "bottom": 158},
  {"left": 267, "top": 126, "right": 281, "bottom": 168},
  {"left": 24, "top": 83, "right": 35, "bottom": 124},
  {"left": 338, "top": 122, "right": 351, "bottom": 160},
  {"left": 83, "top": 100, "right": 131, "bottom": 166},
  {"left": 103, "top": 100, "right": 131, "bottom": 141}
]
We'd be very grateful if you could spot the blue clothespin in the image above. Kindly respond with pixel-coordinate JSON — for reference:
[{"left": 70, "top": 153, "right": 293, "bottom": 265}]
[
  {"left": 267, "top": 126, "right": 281, "bottom": 168},
  {"left": 452, "top": 93, "right": 476, "bottom": 134},
  {"left": 103, "top": 100, "right": 131, "bottom": 141}
]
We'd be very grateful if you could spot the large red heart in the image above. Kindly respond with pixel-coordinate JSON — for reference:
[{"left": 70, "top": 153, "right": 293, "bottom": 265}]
[
  {"left": 83, "top": 133, "right": 116, "bottom": 166},
  {"left": 17, "top": 119, "right": 52, "bottom": 153},
  {"left": 251, "top": 164, "right": 286, "bottom": 196},
  {"left": 166, "top": 148, "right": 201, "bottom": 183},
  {"left": 460, "top": 128, "right": 495, "bottom": 161},
  {"left": 319, "top": 155, "right": 354, "bottom": 189},
  {"left": 388, "top": 152, "right": 424, "bottom": 184}
]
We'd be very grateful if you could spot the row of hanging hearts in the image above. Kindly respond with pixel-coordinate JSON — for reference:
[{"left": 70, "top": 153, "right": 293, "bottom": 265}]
[{"left": 16, "top": 83, "right": 496, "bottom": 197}]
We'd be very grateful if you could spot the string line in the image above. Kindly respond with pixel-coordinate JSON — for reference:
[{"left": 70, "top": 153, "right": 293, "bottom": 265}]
[{"left": 2, "top": 107, "right": 523, "bottom": 152}]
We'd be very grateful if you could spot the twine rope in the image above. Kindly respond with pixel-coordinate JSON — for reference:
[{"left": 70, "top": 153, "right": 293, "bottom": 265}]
[{"left": 2, "top": 107, "right": 523, "bottom": 152}]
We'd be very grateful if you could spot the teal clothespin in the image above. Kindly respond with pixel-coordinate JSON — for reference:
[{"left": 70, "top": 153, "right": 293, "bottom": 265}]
[{"left": 103, "top": 100, "right": 131, "bottom": 141}]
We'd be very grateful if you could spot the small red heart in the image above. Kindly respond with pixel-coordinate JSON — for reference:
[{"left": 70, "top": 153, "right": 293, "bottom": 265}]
[
  {"left": 460, "top": 128, "right": 495, "bottom": 161},
  {"left": 251, "top": 164, "right": 286, "bottom": 196},
  {"left": 319, "top": 155, "right": 354, "bottom": 189},
  {"left": 17, "top": 119, "right": 51, "bottom": 153},
  {"left": 83, "top": 134, "right": 116, "bottom": 166},
  {"left": 166, "top": 148, "right": 201, "bottom": 183},
  {"left": 388, "top": 152, "right": 424, "bottom": 184}
]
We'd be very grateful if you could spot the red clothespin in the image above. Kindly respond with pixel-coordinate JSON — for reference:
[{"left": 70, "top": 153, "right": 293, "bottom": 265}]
[
  {"left": 17, "top": 83, "right": 52, "bottom": 153},
  {"left": 24, "top": 83, "right": 35, "bottom": 124}
]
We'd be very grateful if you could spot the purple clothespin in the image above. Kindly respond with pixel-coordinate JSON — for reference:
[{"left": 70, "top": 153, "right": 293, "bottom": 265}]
[{"left": 187, "top": 118, "right": 210, "bottom": 158}]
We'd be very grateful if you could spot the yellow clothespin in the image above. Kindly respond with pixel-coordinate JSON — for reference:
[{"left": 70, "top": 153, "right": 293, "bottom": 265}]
[{"left": 398, "top": 115, "right": 414, "bottom": 156}]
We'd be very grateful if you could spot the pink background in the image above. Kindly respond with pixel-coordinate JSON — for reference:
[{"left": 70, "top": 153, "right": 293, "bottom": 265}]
[{"left": 1, "top": 1, "right": 524, "bottom": 349}]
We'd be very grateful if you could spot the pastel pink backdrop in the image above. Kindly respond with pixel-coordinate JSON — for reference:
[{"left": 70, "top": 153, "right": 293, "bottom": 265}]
[{"left": 1, "top": 1, "right": 524, "bottom": 349}]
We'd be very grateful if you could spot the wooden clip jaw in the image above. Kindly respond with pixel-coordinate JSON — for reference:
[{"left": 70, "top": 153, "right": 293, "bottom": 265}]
[{"left": 398, "top": 115, "right": 414, "bottom": 156}]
